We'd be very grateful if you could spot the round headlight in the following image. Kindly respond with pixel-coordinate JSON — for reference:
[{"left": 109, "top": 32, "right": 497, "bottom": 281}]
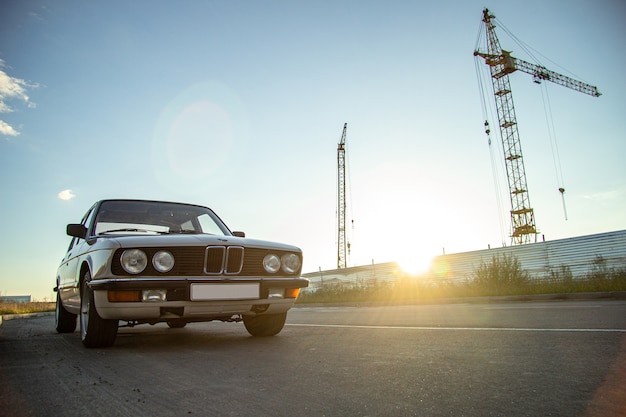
[
  {"left": 263, "top": 254, "right": 281, "bottom": 273},
  {"left": 121, "top": 249, "right": 148, "bottom": 274},
  {"left": 281, "top": 253, "right": 301, "bottom": 274},
  {"left": 152, "top": 250, "right": 175, "bottom": 273}
]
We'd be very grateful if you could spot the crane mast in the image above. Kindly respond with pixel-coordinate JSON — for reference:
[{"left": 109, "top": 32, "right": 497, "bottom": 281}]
[
  {"left": 474, "top": 8, "right": 599, "bottom": 245},
  {"left": 337, "top": 123, "right": 347, "bottom": 269}
]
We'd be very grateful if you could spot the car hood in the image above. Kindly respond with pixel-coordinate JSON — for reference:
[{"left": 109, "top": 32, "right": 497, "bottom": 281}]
[{"left": 96, "top": 234, "right": 302, "bottom": 253}]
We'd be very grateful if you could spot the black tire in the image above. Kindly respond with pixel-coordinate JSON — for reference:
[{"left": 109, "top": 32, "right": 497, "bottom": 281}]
[
  {"left": 55, "top": 292, "right": 77, "bottom": 333},
  {"left": 80, "top": 271, "right": 118, "bottom": 348},
  {"left": 243, "top": 312, "right": 287, "bottom": 337},
  {"left": 166, "top": 319, "right": 187, "bottom": 328}
]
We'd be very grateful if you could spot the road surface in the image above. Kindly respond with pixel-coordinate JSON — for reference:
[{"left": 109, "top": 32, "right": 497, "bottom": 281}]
[{"left": 1, "top": 300, "right": 625, "bottom": 417}]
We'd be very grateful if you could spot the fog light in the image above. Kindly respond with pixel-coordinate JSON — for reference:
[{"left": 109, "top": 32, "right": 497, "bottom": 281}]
[
  {"left": 142, "top": 289, "right": 167, "bottom": 302},
  {"left": 267, "top": 288, "right": 285, "bottom": 299}
]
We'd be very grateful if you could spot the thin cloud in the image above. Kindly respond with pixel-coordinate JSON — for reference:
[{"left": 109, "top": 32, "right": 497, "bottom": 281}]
[
  {"left": 0, "top": 120, "right": 18, "bottom": 137},
  {"left": 58, "top": 190, "right": 76, "bottom": 201},
  {"left": 0, "top": 59, "right": 38, "bottom": 137},
  {"left": 582, "top": 188, "right": 624, "bottom": 201}
]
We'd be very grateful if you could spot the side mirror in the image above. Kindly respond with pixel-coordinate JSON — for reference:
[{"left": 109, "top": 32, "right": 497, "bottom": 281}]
[
  {"left": 232, "top": 231, "right": 245, "bottom": 238},
  {"left": 67, "top": 224, "right": 87, "bottom": 239}
]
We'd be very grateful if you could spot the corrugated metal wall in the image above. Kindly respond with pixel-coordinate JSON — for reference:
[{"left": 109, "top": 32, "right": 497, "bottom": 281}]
[
  {"left": 431, "top": 230, "right": 626, "bottom": 283},
  {"left": 303, "top": 262, "right": 402, "bottom": 291},
  {"left": 304, "top": 230, "right": 626, "bottom": 287}
]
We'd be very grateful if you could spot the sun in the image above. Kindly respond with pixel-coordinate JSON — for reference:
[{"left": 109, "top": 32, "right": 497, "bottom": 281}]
[{"left": 397, "top": 251, "right": 435, "bottom": 277}]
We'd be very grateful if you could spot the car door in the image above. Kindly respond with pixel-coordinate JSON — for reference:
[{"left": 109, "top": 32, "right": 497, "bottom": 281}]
[{"left": 57, "top": 204, "right": 97, "bottom": 310}]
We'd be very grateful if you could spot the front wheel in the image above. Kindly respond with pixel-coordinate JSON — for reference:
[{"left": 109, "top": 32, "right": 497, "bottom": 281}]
[
  {"left": 55, "top": 292, "right": 77, "bottom": 333},
  {"left": 166, "top": 319, "right": 187, "bottom": 328},
  {"left": 243, "top": 312, "right": 287, "bottom": 337},
  {"left": 80, "top": 271, "right": 118, "bottom": 348}
]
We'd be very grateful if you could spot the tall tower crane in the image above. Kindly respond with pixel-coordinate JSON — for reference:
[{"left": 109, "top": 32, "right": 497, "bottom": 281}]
[
  {"left": 474, "top": 8, "right": 600, "bottom": 245},
  {"left": 337, "top": 123, "right": 348, "bottom": 269}
]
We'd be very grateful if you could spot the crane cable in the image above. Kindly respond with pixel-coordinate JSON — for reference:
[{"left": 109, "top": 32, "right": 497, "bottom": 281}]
[
  {"left": 345, "top": 130, "right": 354, "bottom": 265},
  {"left": 474, "top": 23, "right": 508, "bottom": 246},
  {"left": 496, "top": 17, "right": 591, "bottom": 85},
  {"left": 539, "top": 83, "right": 569, "bottom": 220}
]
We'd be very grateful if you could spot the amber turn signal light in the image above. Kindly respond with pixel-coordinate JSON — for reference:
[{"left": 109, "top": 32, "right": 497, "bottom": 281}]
[{"left": 285, "top": 288, "right": 300, "bottom": 299}]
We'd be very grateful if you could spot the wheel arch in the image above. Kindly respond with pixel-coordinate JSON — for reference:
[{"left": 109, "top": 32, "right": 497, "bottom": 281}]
[{"left": 78, "top": 260, "right": 92, "bottom": 296}]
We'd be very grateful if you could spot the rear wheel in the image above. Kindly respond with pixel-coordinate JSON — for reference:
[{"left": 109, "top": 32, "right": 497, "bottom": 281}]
[
  {"left": 80, "top": 271, "right": 118, "bottom": 348},
  {"left": 243, "top": 312, "right": 287, "bottom": 337},
  {"left": 55, "top": 292, "right": 77, "bottom": 333}
]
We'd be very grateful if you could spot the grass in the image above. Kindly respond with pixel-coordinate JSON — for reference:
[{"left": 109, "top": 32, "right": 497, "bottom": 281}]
[
  {"left": 296, "top": 276, "right": 626, "bottom": 305},
  {"left": 0, "top": 302, "right": 56, "bottom": 315},
  {"left": 297, "top": 255, "right": 626, "bottom": 304}
]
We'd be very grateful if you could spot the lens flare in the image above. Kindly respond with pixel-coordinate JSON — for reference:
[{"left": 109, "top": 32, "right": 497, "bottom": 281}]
[{"left": 151, "top": 80, "right": 249, "bottom": 192}]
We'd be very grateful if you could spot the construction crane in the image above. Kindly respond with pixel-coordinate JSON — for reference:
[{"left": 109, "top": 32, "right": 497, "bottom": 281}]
[
  {"left": 474, "top": 8, "right": 600, "bottom": 245},
  {"left": 337, "top": 123, "right": 348, "bottom": 269}
]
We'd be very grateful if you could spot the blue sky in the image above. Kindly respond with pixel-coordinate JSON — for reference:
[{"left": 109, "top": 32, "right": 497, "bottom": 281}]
[{"left": 1, "top": 1, "right": 624, "bottom": 300}]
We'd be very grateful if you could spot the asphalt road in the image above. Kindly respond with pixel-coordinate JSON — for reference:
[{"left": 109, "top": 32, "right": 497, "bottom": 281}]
[{"left": 1, "top": 300, "right": 625, "bottom": 417}]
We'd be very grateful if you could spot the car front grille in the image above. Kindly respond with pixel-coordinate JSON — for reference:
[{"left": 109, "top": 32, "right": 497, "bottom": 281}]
[
  {"left": 204, "top": 246, "right": 244, "bottom": 274},
  {"left": 111, "top": 246, "right": 300, "bottom": 277}
]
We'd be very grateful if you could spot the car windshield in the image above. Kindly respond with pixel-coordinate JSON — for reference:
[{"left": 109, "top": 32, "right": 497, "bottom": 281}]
[{"left": 93, "top": 200, "right": 230, "bottom": 236}]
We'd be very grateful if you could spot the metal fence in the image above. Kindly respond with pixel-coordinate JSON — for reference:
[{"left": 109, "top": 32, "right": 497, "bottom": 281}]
[
  {"left": 303, "top": 230, "right": 626, "bottom": 289},
  {"left": 431, "top": 229, "right": 626, "bottom": 283}
]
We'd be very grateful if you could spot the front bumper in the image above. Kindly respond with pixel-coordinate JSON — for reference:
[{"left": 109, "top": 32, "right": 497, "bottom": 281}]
[{"left": 89, "top": 276, "right": 309, "bottom": 321}]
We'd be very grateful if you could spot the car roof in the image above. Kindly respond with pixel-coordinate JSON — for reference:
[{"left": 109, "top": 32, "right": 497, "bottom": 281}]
[{"left": 97, "top": 199, "right": 209, "bottom": 209}]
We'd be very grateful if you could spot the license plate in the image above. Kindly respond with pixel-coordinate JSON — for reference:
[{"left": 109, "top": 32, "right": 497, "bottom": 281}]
[{"left": 190, "top": 283, "right": 259, "bottom": 301}]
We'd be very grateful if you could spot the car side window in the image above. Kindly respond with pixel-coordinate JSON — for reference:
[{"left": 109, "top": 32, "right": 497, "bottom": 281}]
[
  {"left": 66, "top": 237, "right": 77, "bottom": 253},
  {"left": 82, "top": 205, "right": 97, "bottom": 236},
  {"left": 197, "top": 213, "right": 227, "bottom": 235}
]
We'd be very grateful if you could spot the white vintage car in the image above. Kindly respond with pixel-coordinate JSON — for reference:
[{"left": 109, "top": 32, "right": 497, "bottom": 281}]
[{"left": 54, "top": 199, "right": 308, "bottom": 348}]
